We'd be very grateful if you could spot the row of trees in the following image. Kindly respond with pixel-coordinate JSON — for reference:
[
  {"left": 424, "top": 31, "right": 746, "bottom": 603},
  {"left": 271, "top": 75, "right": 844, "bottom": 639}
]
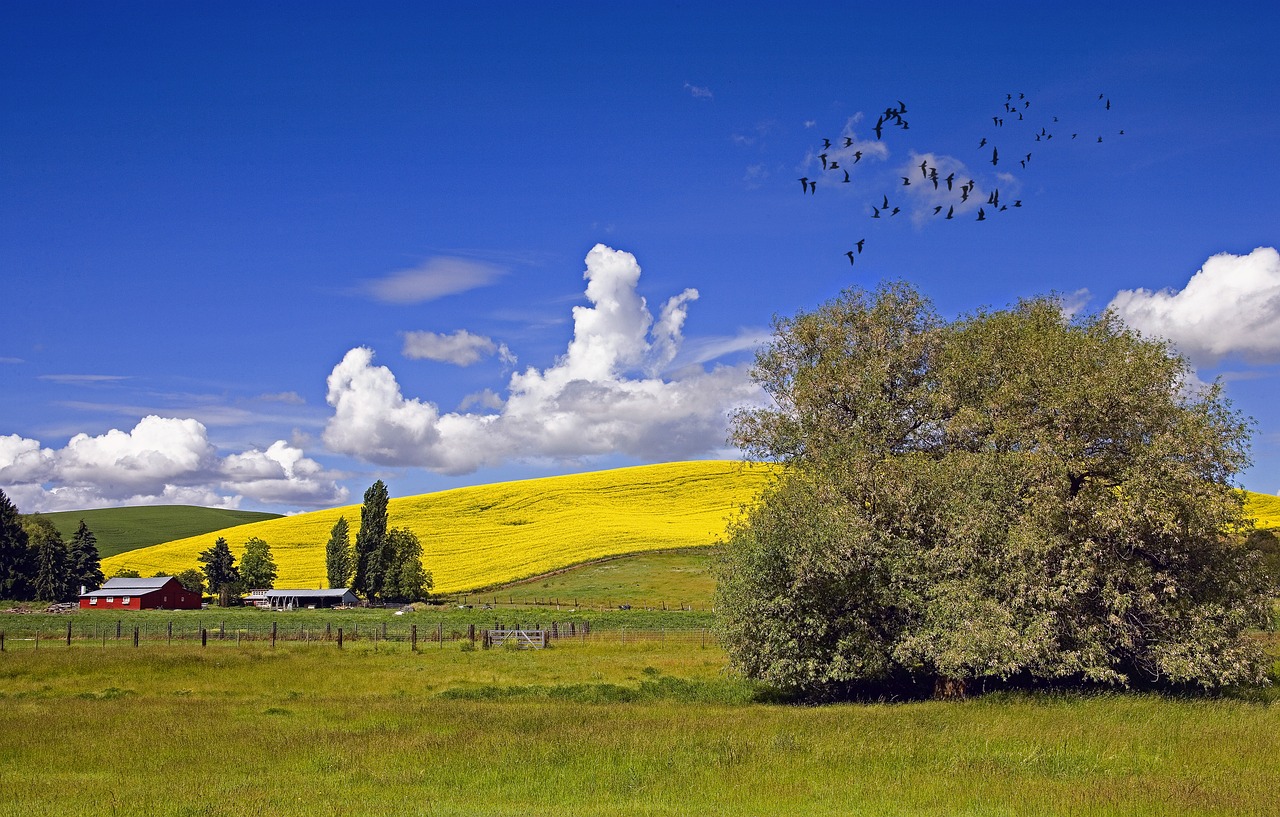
[
  {"left": 0, "top": 489, "right": 104, "bottom": 602},
  {"left": 193, "top": 535, "right": 278, "bottom": 606},
  {"left": 715, "top": 283, "right": 1274, "bottom": 697},
  {"left": 324, "top": 480, "right": 433, "bottom": 603}
]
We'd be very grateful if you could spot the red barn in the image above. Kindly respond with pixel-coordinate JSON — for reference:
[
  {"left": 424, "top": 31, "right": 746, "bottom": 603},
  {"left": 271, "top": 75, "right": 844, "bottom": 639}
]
[{"left": 79, "top": 576, "right": 202, "bottom": 610}]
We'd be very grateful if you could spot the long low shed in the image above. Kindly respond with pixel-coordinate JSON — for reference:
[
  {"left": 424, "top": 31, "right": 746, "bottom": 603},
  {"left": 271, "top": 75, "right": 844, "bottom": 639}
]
[{"left": 264, "top": 589, "right": 359, "bottom": 610}]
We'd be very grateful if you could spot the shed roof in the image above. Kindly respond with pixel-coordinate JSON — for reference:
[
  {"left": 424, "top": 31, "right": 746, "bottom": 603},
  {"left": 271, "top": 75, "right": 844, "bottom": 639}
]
[
  {"left": 81, "top": 576, "right": 179, "bottom": 597},
  {"left": 264, "top": 589, "right": 356, "bottom": 599}
]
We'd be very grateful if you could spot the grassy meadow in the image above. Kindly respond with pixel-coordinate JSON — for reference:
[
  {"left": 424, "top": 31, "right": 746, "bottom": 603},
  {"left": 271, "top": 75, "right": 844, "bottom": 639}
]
[
  {"left": 35, "top": 505, "right": 280, "bottom": 558},
  {"left": 101, "top": 461, "right": 774, "bottom": 593},
  {"left": 2, "top": 638, "right": 1278, "bottom": 816}
]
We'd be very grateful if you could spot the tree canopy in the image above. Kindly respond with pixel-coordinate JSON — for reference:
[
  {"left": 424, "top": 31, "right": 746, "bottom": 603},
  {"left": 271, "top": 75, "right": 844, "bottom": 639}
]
[
  {"left": 198, "top": 537, "right": 240, "bottom": 607},
  {"left": 0, "top": 489, "right": 34, "bottom": 600},
  {"left": 239, "top": 537, "right": 277, "bottom": 590},
  {"left": 716, "top": 282, "right": 1271, "bottom": 698}
]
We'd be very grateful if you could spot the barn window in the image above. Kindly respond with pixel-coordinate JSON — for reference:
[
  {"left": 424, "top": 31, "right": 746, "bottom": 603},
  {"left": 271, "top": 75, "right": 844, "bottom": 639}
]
[
  {"left": 106, "top": 596, "right": 113, "bottom": 603},
  {"left": 122, "top": 596, "right": 131, "bottom": 604},
  {"left": 90, "top": 598, "right": 98, "bottom": 605}
]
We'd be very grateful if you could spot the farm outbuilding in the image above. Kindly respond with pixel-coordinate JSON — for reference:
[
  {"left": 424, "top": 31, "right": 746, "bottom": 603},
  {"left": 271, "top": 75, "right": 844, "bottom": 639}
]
[
  {"left": 79, "top": 576, "right": 202, "bottom": 610},
  {"left": 263, "top": 589, "right": 359, "bottom": 610}
]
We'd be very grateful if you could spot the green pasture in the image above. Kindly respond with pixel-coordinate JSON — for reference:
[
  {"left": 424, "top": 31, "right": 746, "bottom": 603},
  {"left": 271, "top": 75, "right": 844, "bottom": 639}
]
[
  {"left": 487, "top": 547, "right": 716, "bottom": 609},
  {"left": 2, "top": 640, "right": 1278, "bottom": 816},
  {"left": 34, "top": 505, "right": 280, "bottom": 558}
]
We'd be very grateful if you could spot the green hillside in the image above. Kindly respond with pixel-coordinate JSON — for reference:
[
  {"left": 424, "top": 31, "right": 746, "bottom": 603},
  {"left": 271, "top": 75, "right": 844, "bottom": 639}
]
[{"left": 34, "top": 506, "right": 281, "bottom": 559}]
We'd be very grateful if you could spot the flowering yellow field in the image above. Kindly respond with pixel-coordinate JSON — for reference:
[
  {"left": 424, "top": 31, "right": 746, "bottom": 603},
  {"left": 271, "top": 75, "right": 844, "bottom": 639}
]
[
  {"left": 101, "top": 461, "right": 776, "bottom": 593},
  {"left": 1246, "top": 490, "right": 1280, "bottom": 530}
]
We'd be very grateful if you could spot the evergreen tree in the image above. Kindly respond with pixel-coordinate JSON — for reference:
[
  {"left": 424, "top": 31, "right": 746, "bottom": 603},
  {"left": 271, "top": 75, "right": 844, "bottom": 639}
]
[
  {"left": 0, "top": 489, "right": 34, "bottom": 600},
  {"left": 325, "top": 516, "right": 353, "bottom": 589},
  {"left": 67, "top": 520, "right": 104, "bottom": 593},
  {"left": 28, "top": 518, "right": 70, "bottom": 602},
  {"left": 239, "top": 537, "right": 277, "bottom": 589},
  {"left": 197, "top": 537, "right": 240, "bottom": 607},
  {"left": 352, "top": 480, "right": 389, "bottom": 600}
]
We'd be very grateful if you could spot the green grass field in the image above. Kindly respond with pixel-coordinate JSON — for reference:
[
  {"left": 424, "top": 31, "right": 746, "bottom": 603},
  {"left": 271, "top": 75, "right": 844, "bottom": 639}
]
[
  {"left": 34, "top": 505, "right": 280, "bottom": 558},
  {"left": 2, "top": 639, "right": 1277, "bottom": 816}
]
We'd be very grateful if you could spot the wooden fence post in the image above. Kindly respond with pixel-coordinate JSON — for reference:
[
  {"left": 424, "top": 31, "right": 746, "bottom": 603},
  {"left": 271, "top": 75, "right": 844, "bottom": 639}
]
[
  {"left": 468, "top": 624, "right": 475, "bottom": 643},
  {"left": 167, "top": 621, "right": 173, "bottom": 645},
  {"left": 66, "top": 621, "right": 72, "bottom": 646},
  {"left": 410, "top": 624, "right": 417, "bottom": 652},
  {"left": 437, "top": 622, "right": 443, "bottom": 648},
  {"left": 271, "top": 622, "right": 277, "bottom": 649},
  {"left": 133, "top": 626, "right": 139, "bottom": 648},
  {"left": 200, "top": 627, "right": 207, "bottom": 647},
  {"left": 1, "top": 631, "right": 5, "bottom": 652},
  {"left": 116, "top": 620, "right": 121, "bottom": 640},
  {"left": 337, "top": 627, "right": 343, "bottom": 649},
  {"left": 325, "top": 622, "right": 331, "bottom": 641}
]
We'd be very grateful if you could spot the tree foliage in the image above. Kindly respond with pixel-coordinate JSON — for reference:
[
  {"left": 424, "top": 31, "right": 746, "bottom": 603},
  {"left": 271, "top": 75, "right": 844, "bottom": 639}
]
[
  {"left": 67, "top": 520, "right": 105, "bottom": 593},
  {"left": 325, "top": 516, "right": 353, "bottom": 589},
  {"left": 25, "top": 516, "right": 71, "bottom": 602},
  {"left": 353, "top": 480, "right": 390, "bottom": 600},
  {"left": 382, "top": 527, "right": 433, "bottom": 603},
  {"left": 716, "top": 283, "right": 1271, "bottom": 697},
  {"left": 175, "top": 568, "right": 206, "bottom": 597},
  {"left": 198, "top": 537, "right": 240, "bottom": 606},
  {"left": 239, "top": 537, "right": 277, "bottom": 590},
  {"left": 0, "top": 489, "right": 34, "bottom": 600}
]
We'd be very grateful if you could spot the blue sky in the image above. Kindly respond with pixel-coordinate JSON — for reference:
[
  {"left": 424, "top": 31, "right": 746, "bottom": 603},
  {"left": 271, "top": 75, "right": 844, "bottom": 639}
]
[{"left": 3, "top": 2, "right": 1279, "bottom": 513}]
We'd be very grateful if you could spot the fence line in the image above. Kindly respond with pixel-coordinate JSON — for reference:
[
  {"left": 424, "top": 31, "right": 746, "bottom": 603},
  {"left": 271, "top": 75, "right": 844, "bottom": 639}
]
[{"left": 0, "top": 621, "right": 718, "bottom": 651}]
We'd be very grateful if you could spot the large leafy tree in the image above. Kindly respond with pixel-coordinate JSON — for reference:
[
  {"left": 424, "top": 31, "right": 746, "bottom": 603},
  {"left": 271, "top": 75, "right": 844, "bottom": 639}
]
[
  {"left": 198, "top": 536, "right": 240, "bottom": 607},
  {"left": 238, "top": 537, "right": 277, "bottom": 590},
  {"left": 383, "top": 527, "right": 433, "bottom": 603},
  {"left": 0, "top": 489, "right": 34, "bottom": 600},
  {"left": 352, "top": 480, "right": 389, "bottom": 600},
  {"left": 325, "top": 516, "right": 353, "bottom": 589},
  {"left": 717, "top": 283, "right": 1271, "bottom": 698},
  {"left": 67, "top": 520, "right": 105, "bottom": 593}
]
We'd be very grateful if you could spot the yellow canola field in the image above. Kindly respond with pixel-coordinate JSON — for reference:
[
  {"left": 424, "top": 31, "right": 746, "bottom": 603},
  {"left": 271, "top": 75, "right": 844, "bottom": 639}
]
[
  {"left": 101, "top": 461, "right": 776, "bottom": 593},
  {"left": 1245, "top": 490, "right": 1280, "bottom": 530}
]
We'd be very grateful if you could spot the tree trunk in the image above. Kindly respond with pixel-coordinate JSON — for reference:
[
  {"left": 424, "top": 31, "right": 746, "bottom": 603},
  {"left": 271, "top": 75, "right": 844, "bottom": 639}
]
[{"left": 934, "top": 676, "right": 968, "bottom": 700}]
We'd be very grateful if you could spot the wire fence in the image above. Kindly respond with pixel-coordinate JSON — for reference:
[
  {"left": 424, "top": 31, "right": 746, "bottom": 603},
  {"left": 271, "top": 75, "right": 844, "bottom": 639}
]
[{"left": 0, "top": 620, "right": 719, "bottom": 651}]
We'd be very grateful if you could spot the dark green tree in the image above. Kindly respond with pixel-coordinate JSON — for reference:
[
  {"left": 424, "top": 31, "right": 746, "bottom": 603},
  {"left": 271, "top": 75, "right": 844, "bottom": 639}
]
[
  {"left": 352, "top": 480, "right": 389, "bottom": 600},
  {"left": 238, "top": 537, "right": 277, "bottom": 589},
  {"left": 67, "top": 520, "right": 105, "bottom": 593},
  {"left": 383, "top": 527, "right": 433, "bottom": 603},
  {"left": 0, "top": 489, "right": 34, "bottom": 600},
  {"left": 111, "top": 567, "right": 142, "bottom": 579},
  {"left": 717, "top": 283, "right": 1271, "bottom": 697},
  {"left": 175, "top": 568, "right": 206, "bottom": 596},
  {"left": 325, "top": 515, "right": 353, "bottom": 589},
  {"left": 26, "top": 516, "right": 71, "bottom": 602},
  {"left": 197, "top": 536, "right": 240, "bottom": 607}
]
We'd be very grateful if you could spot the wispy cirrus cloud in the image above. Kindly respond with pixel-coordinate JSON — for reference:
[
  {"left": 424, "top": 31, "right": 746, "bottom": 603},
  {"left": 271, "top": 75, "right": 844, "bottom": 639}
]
[
  {"left": 683, "top": 81, "right": 713, "bottom": 100},
  {"left": 38, "top": 374, "right": 131, "bottom": 384},
  {"left": 401, "top": 329, "right": 515, "bottom": 367},
  {"left": 361, "top": 256, "right": 506, "bottom": 304}
]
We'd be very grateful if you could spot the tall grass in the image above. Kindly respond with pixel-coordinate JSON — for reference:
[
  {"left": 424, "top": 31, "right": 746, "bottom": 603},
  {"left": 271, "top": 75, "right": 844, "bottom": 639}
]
[{"left": 1, "top": 642, "right": 1276, "bottom": 816}]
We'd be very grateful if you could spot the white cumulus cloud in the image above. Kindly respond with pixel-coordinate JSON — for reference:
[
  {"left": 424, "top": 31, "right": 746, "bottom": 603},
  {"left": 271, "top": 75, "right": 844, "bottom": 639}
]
[
  {"left": 322, "top": 244, "right": 764, "bottom": 474},
  {"left": 1108, "top": 247, "right": 1280, "bottom": 365},
  {"left": 0, "top": 416, "right": 347, "bottom": 513}
]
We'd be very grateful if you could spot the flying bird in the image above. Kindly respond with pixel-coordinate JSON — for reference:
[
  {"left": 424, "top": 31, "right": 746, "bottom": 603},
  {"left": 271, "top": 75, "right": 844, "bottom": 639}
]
[
  {"left": 991, "top": 146, "right": 999, "bottom": 165},
  {"left": 945, "top": 172, "right": 955, "bottom": 190},
  {"left": 902, "top": 176, "right": 912, "bottom": 186},
  {"left": 976, "top": 208, "right": 986, "bottom": 221},
  {"left": 842, "top": 169, "right": 850, "bottom": 183},
  {"left": 945, "top": 205, "right": 954, "bottom": 219},
  {"left": 845, "top": 250, "right": 857, "bottom": 265},
  {"left": 844, "top": 137, "right": 854, "bottom": 148},
  {"left": 856, "top": 239, "right": 865, "bottom": 253}
]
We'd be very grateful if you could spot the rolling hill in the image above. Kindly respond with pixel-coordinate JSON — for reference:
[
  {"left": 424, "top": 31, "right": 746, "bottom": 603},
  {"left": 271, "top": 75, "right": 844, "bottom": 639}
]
[
  {"left": 35, "top": 506, "right": 281, "bottom": 559},
  {"left": 101, "top": 461, "right": 776, "bottom": 593}
]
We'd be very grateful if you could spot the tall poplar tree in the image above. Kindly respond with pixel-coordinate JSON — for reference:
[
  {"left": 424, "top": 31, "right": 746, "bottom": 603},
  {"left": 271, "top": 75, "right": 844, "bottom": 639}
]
[
  {"left": 325, "top": 516, "right": 353, "bottom": 589},
  {"left": 352, "top": 480, "right": 389, "bottom": 601}
]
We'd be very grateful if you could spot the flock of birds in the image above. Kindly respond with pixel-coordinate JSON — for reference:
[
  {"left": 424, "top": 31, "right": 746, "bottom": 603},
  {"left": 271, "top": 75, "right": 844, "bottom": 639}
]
[{"left": 797, "top": 92, "right": 1125, "bottom": 266}]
